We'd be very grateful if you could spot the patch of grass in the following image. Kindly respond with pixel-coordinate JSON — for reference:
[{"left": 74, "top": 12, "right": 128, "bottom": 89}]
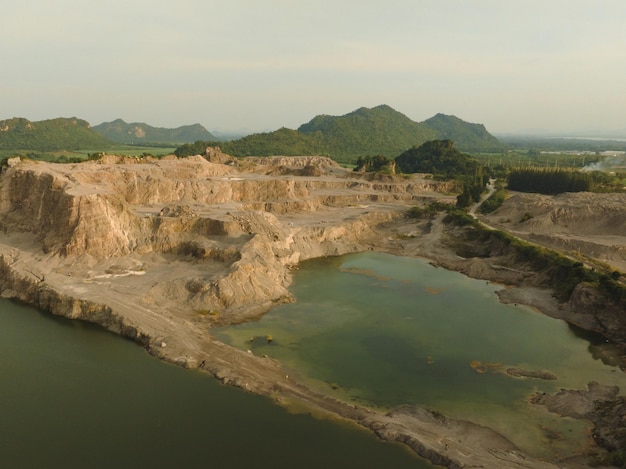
[
  {"left": 478, "top": 189, "right": 507, "bottom": 214},
  {"left": 519, "top": 212, "right": 534, "bottom": 223},
  {"left": 196, "top": 310, "right": 220, "bottom": 319},
  {"left": 442, "top": 209, "right": 478, "bottom": 227},
  {"left": 406, "top": 201, "right": 454, "bottom": 219}
]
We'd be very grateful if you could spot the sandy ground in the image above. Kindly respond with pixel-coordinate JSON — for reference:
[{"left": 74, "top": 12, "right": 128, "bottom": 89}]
[{"left": 483, "top": 191, "right": 626, "bottom": 273}]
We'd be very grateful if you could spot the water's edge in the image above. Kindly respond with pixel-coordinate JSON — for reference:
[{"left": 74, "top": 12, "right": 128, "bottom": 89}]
[{"left": 0, "top": 252, "right": 582, "bottom": 469}]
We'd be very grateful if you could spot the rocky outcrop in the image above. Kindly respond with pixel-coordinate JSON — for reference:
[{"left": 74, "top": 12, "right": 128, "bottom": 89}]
[
  {"left": 0, "top": 156, "right": 447, "bottom": 326},
  {"left": 531, "top": 382, "right": 626, "bottom": 464},
  {"left": 506, "top": 368, "right": 557, "bottom": 380},
  {"left": 0, "top": 255, "right": 148, "bottom": 342},
  {"left": 530, "top": 381, "right": 620, "bottom": 420},
  {"left": 244, "top": 155, "right": 340, "bottom": 169},
  {"left": 568, "top": 282, "right": 626, "bottom": 345}
]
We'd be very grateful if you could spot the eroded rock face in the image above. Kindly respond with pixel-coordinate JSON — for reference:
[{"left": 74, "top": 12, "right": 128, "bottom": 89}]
[
  {"left": 0, "top": 156, "right": 447, "bottom": 326},
  {"left": 568, "top": 282, "right": 626, "bottom": 344}
]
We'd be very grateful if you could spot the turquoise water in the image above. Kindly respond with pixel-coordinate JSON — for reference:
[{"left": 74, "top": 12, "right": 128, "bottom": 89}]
[
  {"left": 0, "top": 298, "right": 431, "bottom": 468},
  {"left": 215, "top": 252, "right": 626, "bottom": 460}
]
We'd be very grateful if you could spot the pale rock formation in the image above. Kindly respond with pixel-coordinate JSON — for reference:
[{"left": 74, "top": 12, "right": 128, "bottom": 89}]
[
  {"left": 1, "top": 154, "right": 616, "bottom": 468},
  {"left": 0, "top": 155, "right": 446, "bottom": 326}
]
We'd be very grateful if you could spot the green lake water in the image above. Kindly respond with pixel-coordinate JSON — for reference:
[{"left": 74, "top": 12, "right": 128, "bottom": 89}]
[
  {"left": 215, "top": 252, "right": 626, "bottom": 461},
  {"left": 0, "top": 298, "right": 430, "bottom": 468}
]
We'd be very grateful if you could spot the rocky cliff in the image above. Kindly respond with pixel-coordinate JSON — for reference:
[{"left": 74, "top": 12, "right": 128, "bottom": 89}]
[{"left": 0, "top": 155, "right": 448, "bottom": 328}]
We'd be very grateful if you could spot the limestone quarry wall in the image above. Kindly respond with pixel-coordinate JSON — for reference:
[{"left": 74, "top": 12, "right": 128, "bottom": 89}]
[{"left": 0, "top": 157, "right": 421, "bottom": 326}]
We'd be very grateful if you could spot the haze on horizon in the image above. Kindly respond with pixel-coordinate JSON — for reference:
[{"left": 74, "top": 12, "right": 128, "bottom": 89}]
[{"left": 1, "top": 0, "right": 625, "bottom": 136}]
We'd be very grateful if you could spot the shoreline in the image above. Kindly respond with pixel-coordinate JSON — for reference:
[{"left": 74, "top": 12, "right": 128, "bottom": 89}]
[
  {"left": 0, "top": 229, "right": 567, "bottom": 469},
  {"left": 0, "top": 157, "right": 622, "bottom": 468}
]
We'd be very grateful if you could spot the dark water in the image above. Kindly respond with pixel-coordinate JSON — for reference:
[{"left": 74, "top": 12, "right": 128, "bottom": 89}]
[
  {"left": 0, "top": 299, "right": 431, "bottom": 468},
  {"left": 216, "top": 252, "right": 626, "bottom": 460}
]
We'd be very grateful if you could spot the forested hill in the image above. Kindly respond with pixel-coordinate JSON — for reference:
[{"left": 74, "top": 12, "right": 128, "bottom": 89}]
[
  {"left": 0, "top": 117, "right": 112, "bottom": 152},
  {"left": 421, "top": 113, "right": 503, "bottom": 152},
  {"left": 296, "top": 105, "right": 438, "bottom": 157},
  {"left": 93, "top": 119, "right": 216, "bottom": 144},
  {"left": 175, "top": 105, "right": 505, "bottom": 164},
  {"left": 298, "top": 106, "right": 505, "bottom": 154}
]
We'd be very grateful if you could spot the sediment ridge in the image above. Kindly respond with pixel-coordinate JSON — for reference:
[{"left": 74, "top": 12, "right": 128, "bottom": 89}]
[{"left": 1, "top": 153, "right": 623, "bottom": 468}]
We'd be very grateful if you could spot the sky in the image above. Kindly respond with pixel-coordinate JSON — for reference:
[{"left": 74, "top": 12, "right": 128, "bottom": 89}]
[{"left": 2, "top": 0, "right": 625, "bottom": 135}]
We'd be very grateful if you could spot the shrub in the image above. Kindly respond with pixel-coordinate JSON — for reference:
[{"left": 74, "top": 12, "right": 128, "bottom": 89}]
[
  {"left": 520, "top": 212, "right": 534, "bottom": 223},
  {"left": 406, "top": 201, "right": 453, "bottom": 219},
  {"left": 478, "top": 189, "right": 506, "bottom": 214},
  {"left": 443, "top": 209, "right": 478, "bottom": 227}
]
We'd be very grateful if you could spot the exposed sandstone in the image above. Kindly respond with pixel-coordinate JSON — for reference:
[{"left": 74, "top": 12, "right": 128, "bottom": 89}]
[{"left": 0, "top": 156, "right": 449, "bottom": 322}]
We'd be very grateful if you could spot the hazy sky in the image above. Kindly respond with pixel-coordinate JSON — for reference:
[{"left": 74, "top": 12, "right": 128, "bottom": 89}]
[{"left": 2, "top": 0, "right": 625, "bottom": 134}]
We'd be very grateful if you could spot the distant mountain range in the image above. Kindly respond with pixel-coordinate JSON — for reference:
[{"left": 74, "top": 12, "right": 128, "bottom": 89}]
[
  {"left": 0, "top": 107, "right": 504, "bottom": 162},
  {"left": 0, "top": 117, "right": 112, "bottom": 152},
  {"left": 92, "top": 119, "right": 216, "bottom": 144},
  {"left": 298, "top": 105, "right": 504, "bottom": 154},
  {"left": 175, "top": 105, "right": 505, "bottom": 163},
  {"left": 0, "top": 117, "right": 217, "bottom": 154}
]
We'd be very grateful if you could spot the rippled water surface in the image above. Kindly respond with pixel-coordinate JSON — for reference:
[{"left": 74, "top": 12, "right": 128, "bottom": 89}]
[{"left": 215, "top": 252, "right": 626, "bottom": 460}]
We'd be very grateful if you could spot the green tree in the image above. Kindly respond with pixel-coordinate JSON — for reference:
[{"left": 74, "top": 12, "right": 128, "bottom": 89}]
[
  {"left": 395, "top": 140, "right": 479, "bottom": 178},
  {"left": 354, "top": 155, "right": 395, "bottom": 173}
]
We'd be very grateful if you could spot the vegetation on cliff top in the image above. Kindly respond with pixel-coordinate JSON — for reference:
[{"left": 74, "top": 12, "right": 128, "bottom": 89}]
[
  {"left": 353, "top": 155, "right": 396, "bottom": 174},
  {"left": 395, "top": 139, "right": 479, "bottom": 178},
  {"left": 395, "top": 140, "right": 489, "bottom": 208},
  {"left": 442, "top": 211, "right": 626, "bottom": 305}
]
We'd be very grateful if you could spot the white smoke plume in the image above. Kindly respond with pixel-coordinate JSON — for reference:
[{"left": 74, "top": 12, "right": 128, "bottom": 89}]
[{"left": 582, "top": 155, "right": 626, "bottom": 172}]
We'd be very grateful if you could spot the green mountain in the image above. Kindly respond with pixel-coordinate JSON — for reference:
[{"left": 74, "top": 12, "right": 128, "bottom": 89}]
[
  {"left": 421, "top": 113, "right": 503, "bottom": 152},
  {"left": 175, "top": 105, "right": 505, "bottom": 164},
  {"left": 0, "top": 117, "right": 112, "bottom": 152},
  {"left": 220, "top": 127, "right": 328, "bottom": 156},
  {"left": 296, "top": 104, "right": 438, "bottom": 157},
  {"left": 93, "top": 119, "right": 216, "bottom": 144}
]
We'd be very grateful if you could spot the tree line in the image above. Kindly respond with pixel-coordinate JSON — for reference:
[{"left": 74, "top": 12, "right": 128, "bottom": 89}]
[{"left": 508, "top": 168, "right": 593, "bottom": 194}]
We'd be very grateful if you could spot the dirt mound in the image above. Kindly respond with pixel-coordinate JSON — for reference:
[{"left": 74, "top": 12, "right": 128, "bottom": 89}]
[{"left": 483, "top": 192, "right": 626, "bottom": 272}]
